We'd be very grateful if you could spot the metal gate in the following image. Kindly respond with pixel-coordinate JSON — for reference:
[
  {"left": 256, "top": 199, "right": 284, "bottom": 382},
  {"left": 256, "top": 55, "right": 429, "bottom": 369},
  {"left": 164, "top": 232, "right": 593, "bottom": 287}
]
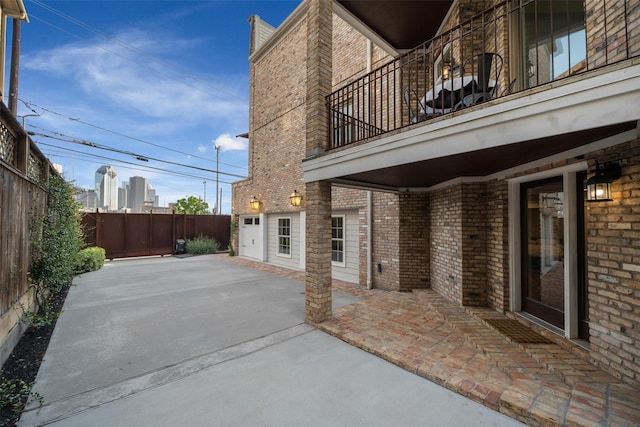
[{"left": 81, "top": 211, "right": 230, "bottom": 259}]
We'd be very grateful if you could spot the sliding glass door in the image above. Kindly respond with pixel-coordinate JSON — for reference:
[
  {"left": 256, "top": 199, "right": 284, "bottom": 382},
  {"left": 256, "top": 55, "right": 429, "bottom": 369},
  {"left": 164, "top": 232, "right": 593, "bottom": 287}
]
[{"left": 521, "top": 176, "right": 565, "bottom": 328}]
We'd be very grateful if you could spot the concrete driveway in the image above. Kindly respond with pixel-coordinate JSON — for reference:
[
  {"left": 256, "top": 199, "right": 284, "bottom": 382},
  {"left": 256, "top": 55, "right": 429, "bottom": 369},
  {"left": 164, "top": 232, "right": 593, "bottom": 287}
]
[{"left": 20, "top": 255, "right": 523, "bottom": 426}]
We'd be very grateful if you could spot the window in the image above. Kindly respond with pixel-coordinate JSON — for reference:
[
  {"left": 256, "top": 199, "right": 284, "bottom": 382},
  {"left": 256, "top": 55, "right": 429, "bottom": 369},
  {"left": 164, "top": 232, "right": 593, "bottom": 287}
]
[
  {"left": 244, "top": 218, "right": 253, "bottom": 225},
  {"left": 517, "top": 0, "right": 586, "bottom": 88},
  {"left": 332, "top": 215, "right": 345, "bottom": 265},
  {"left": 278, "top": 218, "right": 291, "bottom": 256}
]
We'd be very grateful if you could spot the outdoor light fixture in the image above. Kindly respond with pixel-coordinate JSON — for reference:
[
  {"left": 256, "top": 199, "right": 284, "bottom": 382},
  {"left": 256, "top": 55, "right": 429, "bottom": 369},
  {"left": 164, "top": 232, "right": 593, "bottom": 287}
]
[
  {"left": 289, "top": 190, "right": 303, "bottom": 207},
  {"left": 586, "top": 161, "right": 621, "bottom": 202},
  {"left": 249, "top": 196, "right": 261, "bottom": 210},
  {"left": 442, "top": 64, "right": 451, "bottom": 80}
]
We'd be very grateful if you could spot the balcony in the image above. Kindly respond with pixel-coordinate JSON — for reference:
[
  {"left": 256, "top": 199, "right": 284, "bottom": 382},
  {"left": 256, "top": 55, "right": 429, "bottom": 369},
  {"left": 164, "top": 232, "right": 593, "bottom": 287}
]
[{"left": 328, "top": 0, "right": 640, "bottom": 151}]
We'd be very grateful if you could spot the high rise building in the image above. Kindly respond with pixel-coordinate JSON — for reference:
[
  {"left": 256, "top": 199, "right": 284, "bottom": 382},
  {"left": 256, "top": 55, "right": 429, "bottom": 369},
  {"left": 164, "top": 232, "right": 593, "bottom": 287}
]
[
  {"left": 118, "top": 186, "right": 128, "bottom": 210},
  {"left": 128, "top": 176, "right": 147, "bottom": 212},
  {"left": 147, "top": 184, "right": 156, "bottom": 206},
  {"left": 76, "top": 189, "right": 97, "bottom": 211},
  {"left": 95, "top": 165, "right": 118, "bottom": 211}
]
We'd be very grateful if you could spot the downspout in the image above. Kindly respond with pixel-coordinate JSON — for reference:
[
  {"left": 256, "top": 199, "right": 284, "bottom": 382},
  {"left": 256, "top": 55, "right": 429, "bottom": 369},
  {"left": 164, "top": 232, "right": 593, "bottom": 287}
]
[
  {"left": 366, "top": 190, "right": 372, "bottom": 290},
  {"left": 366, "top": 39, "right": 373, "bottom": 290}
]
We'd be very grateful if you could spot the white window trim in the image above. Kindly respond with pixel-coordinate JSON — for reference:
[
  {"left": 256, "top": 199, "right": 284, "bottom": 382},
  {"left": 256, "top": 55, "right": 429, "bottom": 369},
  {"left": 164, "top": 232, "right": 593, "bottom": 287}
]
[
  {"left": 277, "top": 216, "right": 292, "bottom": 258},
  {"left": 331, "top": 214, "right": 346, "bottom": 267},
  {"left": 508, "top": 161, "right": 586, "bottom": 339}
]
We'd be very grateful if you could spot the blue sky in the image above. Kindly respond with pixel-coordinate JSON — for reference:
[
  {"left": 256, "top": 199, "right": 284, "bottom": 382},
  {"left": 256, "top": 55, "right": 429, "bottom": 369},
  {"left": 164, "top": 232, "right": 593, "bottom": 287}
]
[{"left": 15, "top": 0, "right": 300, "bottom": 213}]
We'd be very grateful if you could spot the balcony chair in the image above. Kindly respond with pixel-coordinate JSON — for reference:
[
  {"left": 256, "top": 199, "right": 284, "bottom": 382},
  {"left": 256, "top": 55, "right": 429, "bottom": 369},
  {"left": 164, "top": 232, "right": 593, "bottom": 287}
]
[
  {"left": 456, "top": 52, "right": 503, "bottom": 109},
  {"left": 501, "top": 77, "right": 517, "bottom": 96},
  {"left": 403, "top": 88, "right": 427, "bottom": 123}
]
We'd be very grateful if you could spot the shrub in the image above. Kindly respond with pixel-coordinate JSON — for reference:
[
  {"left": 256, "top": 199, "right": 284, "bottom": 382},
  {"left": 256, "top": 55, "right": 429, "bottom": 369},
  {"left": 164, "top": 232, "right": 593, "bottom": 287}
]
[
  {"left": 30, "top": 175, "right": 83, "bottom": 293},
  {"left": 0, "top": 377, "right": 42, "bottom": 427},
  {"left": 75, "top": 247, "right": 106, "bottom": 273},
  {"left": 27, "top": 175, "right": 83, "bottom": 326},
  {"left": 185, "top": 236, "right": 220, "bottom": 255}
]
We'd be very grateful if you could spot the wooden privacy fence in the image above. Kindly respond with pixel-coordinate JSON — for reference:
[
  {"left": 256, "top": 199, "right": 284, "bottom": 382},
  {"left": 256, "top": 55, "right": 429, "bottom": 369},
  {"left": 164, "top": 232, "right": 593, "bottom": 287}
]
[
  {"left": 0, "top": 103, "right": 53, "bottom": 317},
  {"left": 1, "top": 101, "right": 56, "bottom": 363},
  {"left": 81, "top": 211, "right": 231, "bottom": 259}
]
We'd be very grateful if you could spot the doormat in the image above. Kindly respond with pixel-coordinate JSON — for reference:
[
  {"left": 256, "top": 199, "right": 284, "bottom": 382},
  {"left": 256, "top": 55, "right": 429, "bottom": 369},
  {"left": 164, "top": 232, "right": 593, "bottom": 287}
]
[{"left": 484, "top": 318, "right": 554, "bottom": 344}]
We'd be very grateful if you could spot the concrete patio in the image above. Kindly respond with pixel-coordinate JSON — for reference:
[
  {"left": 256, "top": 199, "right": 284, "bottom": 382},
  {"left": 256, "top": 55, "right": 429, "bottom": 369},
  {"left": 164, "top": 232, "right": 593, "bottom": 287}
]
[
  {"left": 226, "top": 256, "right": 640, "bottom": 427},
  {"left": 20, "top": 254, "right": 523, "bottom": 426}
]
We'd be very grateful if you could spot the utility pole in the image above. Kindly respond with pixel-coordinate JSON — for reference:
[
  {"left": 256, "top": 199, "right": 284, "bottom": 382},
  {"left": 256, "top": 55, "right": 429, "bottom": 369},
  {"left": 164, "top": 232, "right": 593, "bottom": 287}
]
[
  {"left": 203, "top": 180, "right": 206, "bottom": 204},
  {"left": 215, "top": 145, "right": 220, "bottom": 215},
  {"left": 8, "top": 19, "right": 21, "bottom": 116}
]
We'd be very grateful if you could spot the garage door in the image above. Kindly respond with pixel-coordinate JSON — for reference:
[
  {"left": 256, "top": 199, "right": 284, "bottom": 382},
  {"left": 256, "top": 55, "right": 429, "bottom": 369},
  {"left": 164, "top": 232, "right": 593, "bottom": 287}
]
[{"left": 240, "top": 216, "right": 260, "bottom": 260}]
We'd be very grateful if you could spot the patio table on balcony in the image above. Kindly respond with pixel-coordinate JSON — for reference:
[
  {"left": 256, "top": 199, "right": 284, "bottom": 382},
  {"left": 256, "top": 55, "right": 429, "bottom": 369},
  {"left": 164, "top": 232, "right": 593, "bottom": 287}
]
[{"left": 420, "top": 75, "right": 496, "bottom": 116}]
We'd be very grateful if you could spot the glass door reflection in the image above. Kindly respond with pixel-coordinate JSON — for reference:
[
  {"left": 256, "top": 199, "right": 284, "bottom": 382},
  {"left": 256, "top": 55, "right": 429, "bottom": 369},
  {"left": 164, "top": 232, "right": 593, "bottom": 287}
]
[{"left": 521, "top": 176, "right": 565, "bottom": 328}]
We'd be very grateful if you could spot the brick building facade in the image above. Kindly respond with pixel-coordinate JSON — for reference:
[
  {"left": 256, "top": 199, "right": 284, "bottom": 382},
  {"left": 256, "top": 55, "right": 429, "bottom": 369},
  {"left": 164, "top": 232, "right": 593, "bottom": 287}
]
[
  {"left": 232, "top": 4, "right": 403, "bottom": 291},
  {"left": 233, "top": 0, "right": 640, "bottom": 387}
]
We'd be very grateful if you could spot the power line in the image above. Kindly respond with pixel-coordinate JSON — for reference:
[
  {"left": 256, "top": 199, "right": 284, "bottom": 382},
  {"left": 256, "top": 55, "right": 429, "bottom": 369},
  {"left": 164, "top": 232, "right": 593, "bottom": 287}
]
[
  {"left": 42, "top": 147, "right": 235, "bottom": 202},
  {"left": 29, "top": 127, "right": 247, "bottom": 179},
  {"left": 39, "top": 142, "right": 235, "bottom": 185},
  {"left": 21, "top": 100, "right": 247, "bottom": 172}
]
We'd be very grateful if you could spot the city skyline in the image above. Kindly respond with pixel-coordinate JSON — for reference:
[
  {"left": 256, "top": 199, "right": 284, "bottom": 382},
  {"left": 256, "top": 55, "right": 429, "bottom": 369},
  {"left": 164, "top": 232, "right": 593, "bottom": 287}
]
[
  {"left": 17, "top": 1, "right": 300, "bottom": 214},
  {"left": 80, "top": 165, "right": 167, "bottom": 213}
]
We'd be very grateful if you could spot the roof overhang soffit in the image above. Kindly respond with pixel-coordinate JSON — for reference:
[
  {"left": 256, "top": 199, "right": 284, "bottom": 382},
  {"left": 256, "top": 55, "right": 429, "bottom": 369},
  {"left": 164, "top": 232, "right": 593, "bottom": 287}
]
[
  {"left": 1, "top": 0, "right": 28, "bottom": 22},
  {"left": 334, "top": 0, "right": 454, "bottom": 54}
]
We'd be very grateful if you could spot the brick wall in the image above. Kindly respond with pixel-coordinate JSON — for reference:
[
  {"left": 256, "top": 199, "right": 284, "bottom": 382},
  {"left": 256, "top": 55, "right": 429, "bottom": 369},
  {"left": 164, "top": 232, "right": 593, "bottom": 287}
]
[
  {"left": 232, "top": 15, "right": 308, "bottom": 216},
  {"left": 586, "top": 0, "right": 639, "bottom": 69},
  {"left": 234, "top": 8, "right": 391, "bottom": 217},
  {"left": 399, "top": 192, "right": 430, "bottom": 291},
  {"left": 486, "top": 179, "right": 510, "bottom": 312},
  {"left": 430, "top": 184, "right": 463, "bottom": 303},
  {"left": 461, "top": 182, "right": 488, "bottom": 306},
  {"left": 304, "top": 0, "right": 333, "bottom": 324},
  {"left": 234, "top": 3, "right": 407, "bottom": 293},
  {"left": 305, "top": 180, "right": 333, "bottom": 324},
  {"left": 427, "top": 180, "right": 510, "bottom": 308},
  {"left": 370, "top": 192, "right": 400, "bottom": 290},
  {"left": 584, "top": 139, "right": 640, "bottom": 386},
  {"left": 332, "top": 16, "right": 369, "bottom": 87}
]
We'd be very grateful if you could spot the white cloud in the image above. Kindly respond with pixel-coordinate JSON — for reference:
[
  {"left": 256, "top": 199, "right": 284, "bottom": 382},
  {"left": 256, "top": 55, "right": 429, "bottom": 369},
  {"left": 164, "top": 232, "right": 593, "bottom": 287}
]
[
  {"left": 213, "top": 133, "right": 247, "bottom": 152},
  {"left": 197, "top": 144, "right": 208, "bottom": 154},
  {"left": 22, "top": 30, "right": 248, "bottom": 127}
]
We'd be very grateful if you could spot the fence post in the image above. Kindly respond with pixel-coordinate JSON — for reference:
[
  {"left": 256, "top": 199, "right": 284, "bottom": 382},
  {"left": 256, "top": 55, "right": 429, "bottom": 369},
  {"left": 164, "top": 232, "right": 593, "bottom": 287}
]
[
  {"left": 123, "top": 210, "right": 128, "bottom": 258},
  {"left": 172, "top": 209, "right": 176, "bottom": 254},
  {"left": 183, "top": 212, "right": 187, "bottom": 240},
  {"left": 148, "top": 210, "right": 153, "bottom": 256},
  {"left": 95, "top": 209, "right": 102, "bottom": 249}
]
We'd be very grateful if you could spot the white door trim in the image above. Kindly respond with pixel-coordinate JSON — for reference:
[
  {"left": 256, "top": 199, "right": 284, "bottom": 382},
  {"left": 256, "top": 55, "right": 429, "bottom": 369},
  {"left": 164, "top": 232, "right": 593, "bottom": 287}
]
[{"left": 508, "top": 161, "right": 587, "bottom": 338}]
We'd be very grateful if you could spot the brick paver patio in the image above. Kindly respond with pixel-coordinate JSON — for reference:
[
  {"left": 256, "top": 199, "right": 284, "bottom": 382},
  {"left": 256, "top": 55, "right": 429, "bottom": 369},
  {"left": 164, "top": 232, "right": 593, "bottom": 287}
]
[{"left": 221, "top": 255, "right": 640, "bottom": 426}]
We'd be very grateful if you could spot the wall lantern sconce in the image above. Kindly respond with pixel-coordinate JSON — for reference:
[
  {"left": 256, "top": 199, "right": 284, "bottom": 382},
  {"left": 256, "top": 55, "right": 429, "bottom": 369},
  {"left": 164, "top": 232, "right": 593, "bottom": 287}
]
[
  {"left": 442, "top": 64, "right": 451, "bottom": 80},
  {"left": 289, "top": 189, "right": 303, "bottom": 207},
  {"left": 249, "top": 196, "right": 261, "bottom": 210},
  {"left": 586, "top": 161, "right": 621, "bottom": 202}
]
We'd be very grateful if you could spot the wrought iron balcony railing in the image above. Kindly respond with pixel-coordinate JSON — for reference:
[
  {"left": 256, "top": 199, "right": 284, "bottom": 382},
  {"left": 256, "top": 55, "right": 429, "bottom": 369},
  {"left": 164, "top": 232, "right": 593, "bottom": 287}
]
[{"left": 328, "top": 0, "right": 640, "bottom": 149}]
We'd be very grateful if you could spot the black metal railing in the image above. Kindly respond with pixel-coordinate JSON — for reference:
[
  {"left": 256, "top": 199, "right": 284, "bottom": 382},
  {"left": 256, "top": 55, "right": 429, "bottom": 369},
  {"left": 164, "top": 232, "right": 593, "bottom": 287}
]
[{"left": 327, "top": 0, "right": 639, "bottom": 149}]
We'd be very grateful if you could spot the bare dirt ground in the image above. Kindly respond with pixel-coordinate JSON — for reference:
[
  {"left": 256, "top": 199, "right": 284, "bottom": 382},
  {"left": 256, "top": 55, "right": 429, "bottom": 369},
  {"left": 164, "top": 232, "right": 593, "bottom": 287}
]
[{"left": 0, "top": 284, "right": 70, "bottom": 427}]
